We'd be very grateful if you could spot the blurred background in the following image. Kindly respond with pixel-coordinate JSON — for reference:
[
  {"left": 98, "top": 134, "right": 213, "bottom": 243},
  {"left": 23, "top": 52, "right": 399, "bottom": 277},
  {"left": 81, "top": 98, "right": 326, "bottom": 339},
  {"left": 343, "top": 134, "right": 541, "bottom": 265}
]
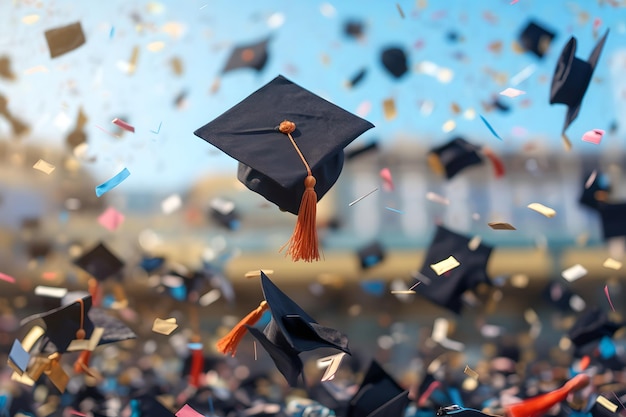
[{"left": 1, "top": 0, "right": 626, "bottom": 415}]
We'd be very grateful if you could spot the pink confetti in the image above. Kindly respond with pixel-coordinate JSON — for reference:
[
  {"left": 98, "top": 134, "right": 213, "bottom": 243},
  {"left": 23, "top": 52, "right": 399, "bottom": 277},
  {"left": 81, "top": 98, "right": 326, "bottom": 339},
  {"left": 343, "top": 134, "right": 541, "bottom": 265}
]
[
  {"left": 112, "top": 117, "right": 135, "bottom": 133},
  {"left": 605, "top": 285, "right": 616, "bottom": 312},
  {"left": 0, "top": 272, "right": 16, "bottom": 284},
  {"left": 95, "top": 125, "right": 120, "bottom": 138},
  {"left": 355, "top": 100, "right": 372, "bottom": 118},
  {"left": 42, "top": 271, "right": 57, "bottom": 280},
  {"left": 582, "top": 129, "right": 604, "bottom": 144},
  {"left": 510, "top": 0, "right": 519, "bottom": 4},
  {"left": 70, "top": 411, "right": 87, "bottom": 417},
  {"left": 98, "top": 207, "right": 125, "bottom": 231},
  {"left": 593, "top": 17, "right": 602, "bottom": 30},
  {"left": 176, "top": 404, "right": 204, "bottom": 417},
  {"left": 380, "top": 168, "right": 394, "bottom": 191}
]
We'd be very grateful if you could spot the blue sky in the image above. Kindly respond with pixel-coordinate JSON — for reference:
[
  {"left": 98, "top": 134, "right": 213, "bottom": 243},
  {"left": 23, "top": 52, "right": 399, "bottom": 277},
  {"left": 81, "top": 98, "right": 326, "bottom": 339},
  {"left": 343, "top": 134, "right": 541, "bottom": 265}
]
[{"left": 0, "top": 0, "right": 625, "bottom": 193}]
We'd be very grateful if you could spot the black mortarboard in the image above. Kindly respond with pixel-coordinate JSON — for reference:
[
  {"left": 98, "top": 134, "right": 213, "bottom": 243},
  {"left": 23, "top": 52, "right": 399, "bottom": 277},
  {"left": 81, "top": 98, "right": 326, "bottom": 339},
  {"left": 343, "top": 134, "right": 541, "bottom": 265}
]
[
  {"left": 347, "top": 360, "right": 410, "bottom": 417},
  {"left": 568, "top": 307, "right": 624, "bottom": 348},
  {"left": 380, "top": 46, "right": 408, "bottom": 79},
  {"left": 550, "top": 30, "right": 609, "bottom": 133},
  {"left": 518, "top": 20, "right": 556, "bottom": 58},
  {"left": 44, "top": 22, "right": 86, "bottom": 58},
  {"left": 580, "top": 170, "right": 611, "bottom": 211},
  {"left": 210, "top": 197, "right": 240, "bottom": 231},
  {"left": 343, "top": 19, "right": 365, "bottom": 39},
  {"left": 194, "top": 75, "right": 374, "bottom": 261},
  {"left": 218, "top": 272, "right": 350, "bottom": 387},
  {"left": 428, "top": 137, "right": 504, "bottom": 180},
  {"left": 130, "top": 395, "right": 175, "bottom": 417},
  {"left": 222, "top": 38, "right": 270, "bottom": 74},
  {"left": 73, "top": 242, "right": 124, "bottom": 281},
  {"left": 597, "top": 202, "right": 626, "bottom": 240},
  {"left": 357, "top": 241, "right": 386, "bottom": 269},
  {"left": 415, "top": 225, "right": 493, "bottom": 314}
]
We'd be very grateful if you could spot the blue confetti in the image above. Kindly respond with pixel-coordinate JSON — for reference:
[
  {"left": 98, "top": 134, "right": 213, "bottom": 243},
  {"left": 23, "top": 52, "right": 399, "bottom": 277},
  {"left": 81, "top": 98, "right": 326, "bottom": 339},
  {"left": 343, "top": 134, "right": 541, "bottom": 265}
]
[
  {"left": 480, "top": 115, "right": 502, "bottom": 140},
  {"left": 150, "top": 121, "right": 162, "bottom": 134},
  {"left": 9, "top": 340, "right": 30, "bottom": 373},
  {"left": 109, "top": 26, "right": 115, "bottom": 39},
  {"left": 360, "top": 281, "right": 385, "bottom": 296},
  {"left": 95, "top": 167, "right": 130, "bottom": 197},
  {"left": 384, "top": 206, "right": 404, "bottom": 214}
]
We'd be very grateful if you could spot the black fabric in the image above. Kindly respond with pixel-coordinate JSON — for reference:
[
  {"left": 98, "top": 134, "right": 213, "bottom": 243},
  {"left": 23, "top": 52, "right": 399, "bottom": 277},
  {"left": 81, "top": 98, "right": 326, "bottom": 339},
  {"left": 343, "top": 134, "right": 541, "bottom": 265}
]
[{"left": 429, "top": 137, "right": 484, "bottom": 180}]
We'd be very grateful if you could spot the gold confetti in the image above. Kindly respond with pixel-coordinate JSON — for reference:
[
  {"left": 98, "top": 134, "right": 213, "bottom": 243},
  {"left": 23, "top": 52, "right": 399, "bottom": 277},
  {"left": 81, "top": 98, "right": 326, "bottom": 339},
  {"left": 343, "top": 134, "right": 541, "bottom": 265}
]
[
  {"left": 488, "top": 222, "right": 516, "bottom": 230},
  {"left": 152, "top": 318, "right": 179, "bottom": 335},
  {"left": 22, "top": 14, "right": 40, "bottom": 24},
  {"left": 603, "top": 258, "right": 623, "bottom": 270},
  {"left": 464, "top": 365, "right": 479, "bottom": 380},
  {"left": 442, "top": 119, "right": 456, "bottom": 133},
  {"left": 527, "top": 203, "right": 556, "bottom": 218},
  {"left": 596, "top": 396, "right": 618, "bottom": 413},
  {"left": 33, "top": 159, "right": 55, "bottom": 174},
  {"left": 383, "top": 98, "right": 397, "bottom": 120},
  {"left": 147, "top": 41, "right": 165, "bottom": 52},
  {"left": 468, "top": 236, "right": 482, "bottom": 251},
  {"left": 391, "top": 290, "right": 416, "bottom": 294},
  {"left": 430, "top": 256, "right": 460, "bottom": 276}
]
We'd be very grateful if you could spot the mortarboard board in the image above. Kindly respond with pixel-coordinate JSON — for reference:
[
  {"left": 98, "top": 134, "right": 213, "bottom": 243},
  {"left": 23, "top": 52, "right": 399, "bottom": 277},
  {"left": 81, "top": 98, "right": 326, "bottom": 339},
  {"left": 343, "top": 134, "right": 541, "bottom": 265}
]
[
  {"left": 567, "top": 307, "right": 624, "bottom": 348},
  {"left": 518, "top": 20, "right": 556, "bottom": 58},
  {"left": 380, "top": 46, "right": 408, "bottom": 79},
  {"left": 415, "top": 225, "right": 493, "bottom": 314},
  {"left": 44, "top": 22, "right": 86, "bottom": 58},
  {"left": 580, "top": 171, "right": 611, "bottom": 211},
  {"left": 194, "top": 75, "right": 374, "bottom": 261},
  {"left": 597, "top": 202, "right": 626, "bottom": 240},
  {"left": 347, "top": 360, "right": 410, "bottom": 417},
  {"left": 549, "top": 30, "right": 609, "bottom": 133},
  {"left": 222, "top": 38, "right": 270, "bottom": 74},
  {"left": 356, "top": 241, "right": 386, "bottom": 269},
  {"left": 73, "top": 242, "right": 124, "bottom": 281},
  {"left": 428, "top": 137, "right": 504, "bottom": 180},
  {"left": 216, "top": 272, "right": 350, "bottom": 387}
]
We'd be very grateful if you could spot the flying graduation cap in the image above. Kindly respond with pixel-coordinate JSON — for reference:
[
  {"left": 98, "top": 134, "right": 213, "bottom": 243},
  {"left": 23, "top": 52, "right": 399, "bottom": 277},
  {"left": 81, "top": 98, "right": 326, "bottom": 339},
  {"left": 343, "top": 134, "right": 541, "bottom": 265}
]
[
  {"left": 346, "top": 360, "right": 410, "bottom": 417},
  {"left": 216, "top": 272, "right": 350, "bottom": 387},
  {"left": 415, "top": 225, "right": 494, "bottom": 314},
  {"left": 580, "top": 170, "right": 611, "bottom": 211},
  {"left": 428, "top": 137, "right": 505, "bottom": 180},
  {"left": 568, "top": 307, "right": 625, "bottom": 349},
  {"left": 518, "top": 20, "right": 556, "bottom": 58},
  {"left": 597, "top": 202, "right": 626, "bottom": 240},
  {"left": 222, "top": 37, "right": 271, "bottom": 74},
  {"left": 194, "top": 75, "right": 374, "bottom": 261},
  {"left": 549, "top": 30, "right": 609, "bottom": 133},
  {"left": 73, "top": 242, "right": 124, "bottom": 282},
  {"left": 380, "top": 46, "right": 408, "bottom": 79}
]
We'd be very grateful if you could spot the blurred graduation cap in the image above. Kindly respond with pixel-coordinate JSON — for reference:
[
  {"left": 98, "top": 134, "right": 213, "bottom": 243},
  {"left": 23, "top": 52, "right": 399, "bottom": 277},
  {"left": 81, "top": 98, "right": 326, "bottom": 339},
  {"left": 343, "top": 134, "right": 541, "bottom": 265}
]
[
  {"left": 428, "top": 137, "right": 504, "bottom": 180},
  {"left": 129, "top": 395, "right": 175, "bottom": 417},
  {"left": 549, "top": 30, "right": 609, "bottom": 133},
  {"left": 343, "top": 19, "right": 365, "bottom": 40},
  {"left": 580, "top": 170, "right": 611, "bottom": 211},
  {"left": 347, "top": 360, "right": 410, "bottom": 417},
  {"left": 216, "top": 272, "right": 350, "bottom": 387},
  {"left": 380, "top": 46, "right": 408, "bottom": 79},
  {"left": 194, "top": 75, "right": 374, "bottom": 261},
  {"left": 73, "top": 242, "right": 124, "bottom": 282},
  {"left": 210, "top": 197, "right": 240, "bottom": 231},
  {"left": 568, "top": 307, "right": 624, "bottom": 349},
  {"left": 44, "top": 22, "right": 86, "bottom": 58},
  {"left": 356, "top": 241, "right": 385, "bottom": 269},
  {"left": 415, "top": 225, "right": 494, "bottom": 314},
  {"left": 597, "top": 202, "right": 626, "bottom": 240},
  {"left": 222, "top": 38, "right": 270, "bottom": 74},
  {"left": 542, "top": 280, "right": 585, "bottom": 312},
  {"left": 518, "top": 20, "right": 556, "bottom": 58}
]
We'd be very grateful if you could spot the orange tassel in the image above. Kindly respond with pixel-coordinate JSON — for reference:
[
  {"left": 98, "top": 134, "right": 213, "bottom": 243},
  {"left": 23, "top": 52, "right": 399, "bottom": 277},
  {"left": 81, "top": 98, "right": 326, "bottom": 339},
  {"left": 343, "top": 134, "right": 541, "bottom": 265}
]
[
  {"left": 73, "top": 350, "right": 92, "bottom": 374},
  {"left": 282, "top": 175, "right": 320, "bottom": 262},
  {"left": 506, "top": 373, "right": 589, "bottom": 417},
  {"left": 482, "top": 147, "right": 505, "bottom": 178},
  {"left": 216, "top": 301, "right": 268, "bottom": 356}
]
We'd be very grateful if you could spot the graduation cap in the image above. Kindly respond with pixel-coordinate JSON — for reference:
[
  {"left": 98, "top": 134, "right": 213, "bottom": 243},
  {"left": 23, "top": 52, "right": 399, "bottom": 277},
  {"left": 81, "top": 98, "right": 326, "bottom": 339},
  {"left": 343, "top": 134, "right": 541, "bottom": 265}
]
[
  {"left": 518, "top": 20, "right": 556, "bottom": 58},
  {"left": 428, "top": 137, "right": 504, "bottom": 180},
  {"left": 415, "top": 225, "right": 493, "bottom": 314},
  {"left": 356, "top": 241, "right": 385, "bottom": 269},
  {"left": 44, "top": 22, "right": 86, "bottom": 58},
  {"left": 380, "top": 46, "right": 408, "bottom": 79},
  {"left": 194, "top": 75, "right": 374, "bottom": 261},
  {"left": 580, "top": 170, "right": 611, "bottom": 211},
  {"left": 343, "top": 19, "right": 365, "bottom": 39},
  {"left": 74, "top": 242, "right": 124, "bottom": 281},
  {"left": 216, "top": 272, "right": 350, "bottom": 387},
  {"left": 549, "top": 30, "right": 609, "bottom": 133},
  {"left": 210, "top": 197, "right": 241, "bottom": 231},
  {"left": 347, "top": 360, "right": 410, "bottom": 417},
  {"left": 567, "top": 307, "right": 624, "bottom": 348},
  {"left": 222, "top": 38, "right": 270, "bottom": 74},
  {"left": 597, "top": 202, "right": 626, "bottom": 240}
]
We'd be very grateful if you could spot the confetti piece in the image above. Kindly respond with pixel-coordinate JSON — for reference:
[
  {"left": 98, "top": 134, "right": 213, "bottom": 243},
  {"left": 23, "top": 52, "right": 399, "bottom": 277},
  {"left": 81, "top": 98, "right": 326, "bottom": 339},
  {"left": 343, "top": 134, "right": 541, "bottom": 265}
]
[
  {"left": 70, "top": 410, "right": 88, "bottom": 417},
  {"left": 34, "top": 286, "right": 68, "bottom": 298},
  {"left": 510, "top": 0, "right": 519, "bottom": 4},
  {"left": 24, "top": 65, "right": 48, "bottom": 74},
  {"left": 33, "top": 159, "right": 55, "bottom": 174},
  {"left": 112, "top": 117, "right": 135, "bottom": 133},
  {"left": 582, "top": 129, "right": 604, "bottom": 144},
  {"left": 488, "top": 222, "right": 516, "bottom": 230},
  {"left": 430, "top": 256, "right": 460, "bottom": 276},
  {"left": 380, "top": 168, "right": 394, "bottom": 191},
  {"left": 396, "top": 3, "right": 405, "bottom": 18},
  {"left": 597, "top": 396, "right": 618, "bottom": 413},
  {"left": 161, "top": 194, "right": 182, "bottom": 214},
  {"left": 384, "top": 206, "right": 404, "bottom": 214},
  {"left": 605, "top": 285, "right": 616, "bottom": 312},
  {"left": 561, "top": 264, "right": 587, "bottom": 282},
  {"left": 176, "top": 403, "right": 204, "bottom": 417},
  {"left": 383, "top": 98, "right": 397, "bottom": 120},
  {"left": 585, "top": 170, "right": 597, "bottom": 189},
  {"left": 603, "top": 258, "right": 622, "bottom": 270},
  {"left": 147, "top": 41, "right": 165, "bottom": 52},
  {"left": 245, "top": 269, "right": 274, "bottom": 279},
  {"left": 510, "top": 64, "right": 536, "bottom": 86},
  {"left": 95, "top": 168, "right": 130, "bottom": 197},
  {"left": 464, "top": 365, "right": 479, "bottom": 380},
  {"left": 468, "top": 236, "right": 482, "bottom": 251},
  {"left": 480, "top": 115, "right": 502, "bottom": 140},
  {"left": 22, "top": 15, "right": 40, "bottom": 24},
  {"left": 152, "top": 318, "right": 179, "bottom": 335},
  {"left": 499, "top": 87, "right": 526, "bottom": 98},
  {"left": 0, "top": 272, "right": 16, "bottom": 284},
  {"left": 150, "top": 121, "right": 162, "bottom": 134},
  {"left": 198, "top": 289, "right": 221, "bottom": 307},
  {"left": 42, "top": 271, "right": 58, "bottom": 280},
  {"left": 348, "top": 187, "right": 378, "bottom": 206},
  {"left": 8, "top": 340, "right": 30, "bottom": 374},
  {"left": 95, "top": 125, "right": 120, "bottom": 138},
  {"left": 426, "top": 192, "right": 450, "bottom": 205},
  {"left": 317, "top": 352, "right": 347, "bottom": 382},
  {"left": 109, "top": 26, "right": 115, "bottom": 38},
  {"left": 391, "top": 290, "right": 416, "bottom": 294},
  {"left": 442, "top": 119, "right": 456, "bottom": 133},
  {"left": 356, "top": 100, "right": 372, "bottom": 118},
  {"left": 98, "top": 207, "right": 125, "bottom": 231},
  {"left": 527, "top": 203, "right": 556, "bottom": 218}
]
